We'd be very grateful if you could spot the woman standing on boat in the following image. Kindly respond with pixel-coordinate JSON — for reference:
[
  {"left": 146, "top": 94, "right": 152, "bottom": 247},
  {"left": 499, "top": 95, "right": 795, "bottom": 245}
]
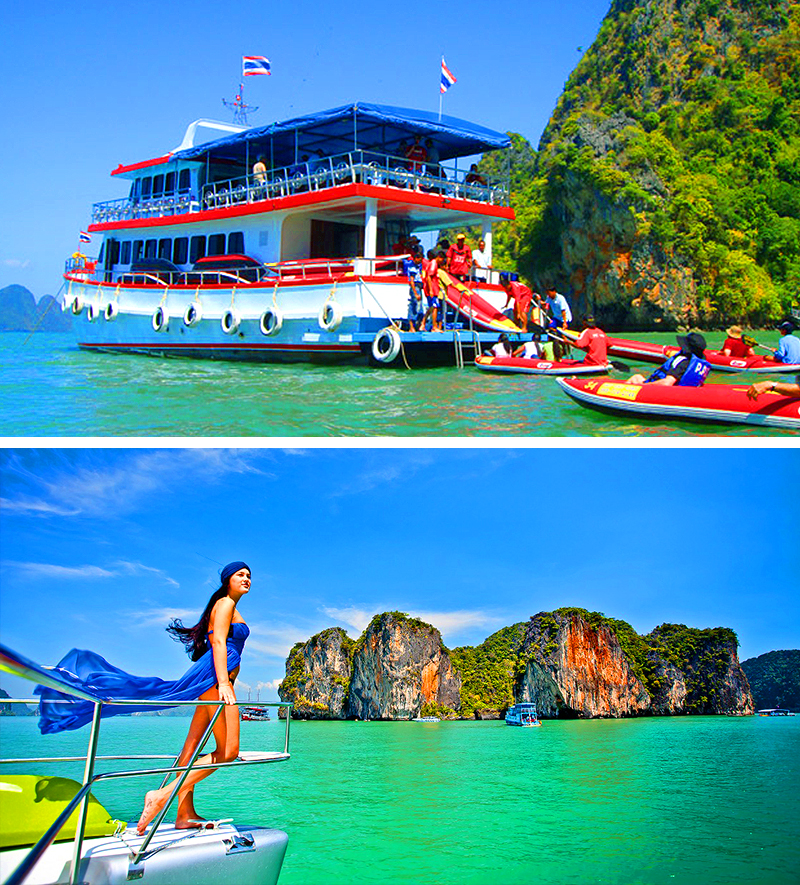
[
  {"left": 136, "top": 561, "right": 251, "bottom": 833},
  {"left": 35, "top": 561, "right": 252, "bottom": 833}
]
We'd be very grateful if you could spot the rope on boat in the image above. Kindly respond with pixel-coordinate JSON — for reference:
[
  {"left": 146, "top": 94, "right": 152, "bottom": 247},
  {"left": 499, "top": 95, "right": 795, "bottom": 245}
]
[
  {"left": 21, "top": 281, "right": 66, "bottom": 347},
  {"left": 272, "top": 279, "right": 280, "bottom": 307},
  {"left": 357, "top": 276, "right": 411, "bottom": 370}
]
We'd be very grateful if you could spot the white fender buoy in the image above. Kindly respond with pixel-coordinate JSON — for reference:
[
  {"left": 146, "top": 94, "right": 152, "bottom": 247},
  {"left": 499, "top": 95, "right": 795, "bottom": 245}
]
[
  {"left": 260, "top": 307, "right": 283, "bottom": 336},
  {"left": 85, "top": 302, "right": 99, "bottom": 323},
  {"left": 184, "top": 303, "right": 203, "bottom": 327},
  {"left": 221, "top": 309, "right": 241, "bottom": 335},
  {"left": 104, "top": 302, "right": 119, "bottom": 321},
  {"left": 318, "top": 300, "right": 343, "bottom": 332},
  {"left": 371, "top": 327, "right": 401, "bottom": 364},
  {"left": 70, "top": 294, "right": 84, "bottom": 315},
  {"left": 152, "top": 306, "right": 169, "bottom": 332}
]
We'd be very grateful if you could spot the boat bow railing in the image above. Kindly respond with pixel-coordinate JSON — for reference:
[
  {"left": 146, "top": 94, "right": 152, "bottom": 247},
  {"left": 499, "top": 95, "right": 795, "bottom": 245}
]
[
  {"left": 91, "top": 150, "right": 509, "bottom": 223},
  {"left": 0, "top": 642, "right": 293, "bottom": 885}
]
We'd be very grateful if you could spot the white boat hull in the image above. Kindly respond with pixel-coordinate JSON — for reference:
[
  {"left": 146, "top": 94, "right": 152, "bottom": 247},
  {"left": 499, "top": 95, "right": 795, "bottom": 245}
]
[{"left": 0, "top": 823, "right": 287, "bottom": 885}]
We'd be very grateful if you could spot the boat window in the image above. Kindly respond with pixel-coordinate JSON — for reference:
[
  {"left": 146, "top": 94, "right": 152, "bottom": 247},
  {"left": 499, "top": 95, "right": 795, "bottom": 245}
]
[
  {"left": 178, "top": 169, "right": 191, "bottom": 193},
  {"left": 158, "top": 238, "right": 172, "bottom": 260},
  {"left": 141, "top": 177, "right": 152, "bottom": 199},
  {"left": 132, "top": 240, "right": 144, "bottom": 262},
  {"left": 108, "top": 240, "right": 120, "bottom": 266},
  {"left": 152, "top": 174, "right": 164, "bottom": 197},
  {"left": 121, "top": 241, "right": 132, "bottom": 265},
  {"left": 208, "top": 233, "right": 226, "bottom": 256},
  {"left": 190, "top": 235, "right": 206, "bottom": 263},
  {"left": 173, "top": 237, "right": 188, "bottom": 264},
  {"left": 130, "top": 179, "right": 140, "bottom": 201},
  {"left": 165, "top": 171, "right": 176, "bottom": 195},
  {"left": 98, "top": 242, "right": 105, "bottom": 263},
  {"left": 145, "top": 239, "right": 157, "bottom": 259},
  {"left": 228, "top": 232, "right": 244, "bottom": 254}
]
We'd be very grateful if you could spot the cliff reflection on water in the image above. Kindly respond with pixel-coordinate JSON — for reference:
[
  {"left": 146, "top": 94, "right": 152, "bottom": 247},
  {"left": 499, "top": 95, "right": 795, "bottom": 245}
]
[{"left": 3, "top": 714, "right": 798, "bottom": 884}]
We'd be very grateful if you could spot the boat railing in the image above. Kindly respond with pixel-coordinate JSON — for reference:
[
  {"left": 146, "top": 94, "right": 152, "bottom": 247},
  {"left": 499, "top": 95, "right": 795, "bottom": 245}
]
[
  {"left": 91, "top": 150, "right": 509, "bottom": 223},
  {"left": 0, "top": 642, "right": 293, "bottom": 885}
]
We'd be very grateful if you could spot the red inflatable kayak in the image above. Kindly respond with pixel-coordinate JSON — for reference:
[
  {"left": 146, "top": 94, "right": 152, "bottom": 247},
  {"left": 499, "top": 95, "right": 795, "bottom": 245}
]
[
  {"left": 476, "top": 355, "right": 610, "bottom": 376},
  {"left": 437, "top": 270, "right": 521, "bottom": 333},
  {"left": 557, "top": 377, "right": 800, "bottom": 430},
  {"left": 560, "top": 332, "right": 800, "bottom": 373}
]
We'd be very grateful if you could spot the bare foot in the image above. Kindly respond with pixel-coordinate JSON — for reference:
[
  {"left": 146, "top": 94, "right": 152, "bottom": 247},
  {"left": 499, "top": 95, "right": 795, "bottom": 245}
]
[
  {"left": 175, "top": 817, "right": 209, "bottom": 830},
  {"left": 136, "top": 790, "right": 166, "bottom": 836}
]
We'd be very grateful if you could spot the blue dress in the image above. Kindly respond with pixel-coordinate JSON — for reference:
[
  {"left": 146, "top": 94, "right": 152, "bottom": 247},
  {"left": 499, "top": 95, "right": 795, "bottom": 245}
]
[{"left": 36, "top": 623, "right": 250, "bottom": 735}]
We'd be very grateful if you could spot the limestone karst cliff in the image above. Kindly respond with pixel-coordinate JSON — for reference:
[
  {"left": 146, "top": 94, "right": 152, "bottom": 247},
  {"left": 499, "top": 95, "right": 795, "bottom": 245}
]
[
  {"left": 279, "top": 608, "right": 754, "bottom": 720},
  {"left": 482, "top": 0, "right": 800, "bottom": 327}
]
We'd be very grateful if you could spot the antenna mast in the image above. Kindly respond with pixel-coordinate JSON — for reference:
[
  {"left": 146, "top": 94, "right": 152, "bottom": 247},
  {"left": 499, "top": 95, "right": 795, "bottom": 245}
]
[{"left": 223, "top": 81, "right": 258, "bottom": 126}]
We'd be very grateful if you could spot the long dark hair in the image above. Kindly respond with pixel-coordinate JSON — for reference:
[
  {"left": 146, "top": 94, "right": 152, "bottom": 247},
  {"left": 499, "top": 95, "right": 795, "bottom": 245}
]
[{"left": 167, "top": 583, "right": 229, "bottom": 662}]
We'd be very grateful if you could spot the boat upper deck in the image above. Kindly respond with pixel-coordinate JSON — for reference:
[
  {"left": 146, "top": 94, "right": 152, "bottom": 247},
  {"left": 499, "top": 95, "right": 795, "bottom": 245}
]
[{"left": 89, "top": 102, "right": 514, "bottom": 233}]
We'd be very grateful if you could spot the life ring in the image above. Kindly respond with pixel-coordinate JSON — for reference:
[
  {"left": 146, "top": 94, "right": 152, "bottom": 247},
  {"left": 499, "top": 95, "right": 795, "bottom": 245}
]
[
  {"left": 104, "top": 302, "right": 119, "bottom": 321},
  {"left": 183, "top": 302, "right": 202, "bottom": 327},
  {"left": 70, "top": 294, "right": 84, "bottom": 315},
  {"left": 260, "top": 307, "right": 283, "bottom": 336},
  {"left": 152, "top": 306, "right": 169, "bottom": 332},
  {"left": 371, "top": 327, "right": 401, "bottom": 363},
  {"left": 318, "top": 301, "right": 343, "bottom": 332},
  {"left": 221, "top": 308, "right": 241, "bottom": 334},
  {"left": 85, "top": 302, "right": 99, "bottom": 323}
]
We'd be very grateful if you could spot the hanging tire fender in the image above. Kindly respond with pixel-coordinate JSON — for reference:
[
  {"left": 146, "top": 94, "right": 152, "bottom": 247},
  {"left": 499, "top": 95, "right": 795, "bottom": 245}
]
[
  {"left": 318, "top": 300, "right": 343, "bottom": 332},
  {"left": 70, "top": 294, "right": 84, "bottom": 315},
  {"left": 85, "top": 302, "right": 99, "bottom": 323},
  {"left": 152, "top": 306, "right": 169, "bottom": 332},
  {"left": 221, "top": 308, "right": 241, "bottom": 335},
  {"left": 183, "top": 302, "right": 203, "bottom": 327},
  {"left": 372, "top": 327, "right": 401, "bottom": 363},
  {"left": 260, "top": 307, "right": 283, "bottom": 336},
  {"left": 104, "top": 302, "right": 119, "bottom": 321}
]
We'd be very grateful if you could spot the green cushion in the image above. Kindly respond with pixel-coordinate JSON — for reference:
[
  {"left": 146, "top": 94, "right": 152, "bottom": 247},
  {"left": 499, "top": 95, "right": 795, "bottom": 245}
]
[{"left": 0, "top": 775, "right": 124, "bottom": 850}]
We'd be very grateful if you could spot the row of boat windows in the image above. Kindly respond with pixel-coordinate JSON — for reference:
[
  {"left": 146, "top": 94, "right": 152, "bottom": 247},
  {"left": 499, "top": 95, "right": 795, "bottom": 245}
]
[
  {"left": 104, "top": 232, "right": 244, "bottom": 266},
  {"left": 130, "top": 169, "right": 193, "bottom": 201}
]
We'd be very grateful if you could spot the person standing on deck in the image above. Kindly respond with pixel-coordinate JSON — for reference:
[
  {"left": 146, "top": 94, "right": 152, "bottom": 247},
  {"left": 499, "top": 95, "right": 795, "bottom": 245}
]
[
  {"left": 471, "top": 239, "right": 489, "bottom": 282},
  {"left": 446, "top": 234, "right": 473, "bottom": 281}
]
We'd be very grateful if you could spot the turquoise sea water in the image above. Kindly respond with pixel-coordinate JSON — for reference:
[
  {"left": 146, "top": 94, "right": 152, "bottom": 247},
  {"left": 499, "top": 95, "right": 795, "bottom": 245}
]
[
  {"left": 2, "top": 715, "right": 799, "bottom": 884},
  {"left": 0, "top": 332, "right": 796, "bottom": 437}
]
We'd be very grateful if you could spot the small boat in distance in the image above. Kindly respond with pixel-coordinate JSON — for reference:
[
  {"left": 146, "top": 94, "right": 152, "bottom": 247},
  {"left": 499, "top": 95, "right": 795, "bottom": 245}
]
[
  {"left": 241, "top": 706, "right": 271, "bottom": 721},
  {"left": 505, "top": 703, "right": 542, "bottom": 727},
  {"left": 757, "top": 708, "right": 795, "bottom": 716},
  {"left": 412, "top": 716, "right": 441, "bottom": 722}
]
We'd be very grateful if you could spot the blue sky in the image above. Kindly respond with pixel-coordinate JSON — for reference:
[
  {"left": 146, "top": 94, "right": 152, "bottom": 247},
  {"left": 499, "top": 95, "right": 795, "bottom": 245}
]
[
  {"left": 1, "top": 447, "right": 797, "bottom": 702},
  {"left": 0, "top": 0, "right": 612, "bottom": 299}
]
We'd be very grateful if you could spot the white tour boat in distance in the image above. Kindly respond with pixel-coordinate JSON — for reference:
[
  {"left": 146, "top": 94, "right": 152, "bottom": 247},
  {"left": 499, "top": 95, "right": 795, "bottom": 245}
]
[
  {"left": 505, "top": 703, "right": 542, "bottom": 727},
  {"left": 0, "top": 642, "right": 292, "bottom": 885},
  {"left": 65, "top": 102, "right": 523, "bottom": 367}
]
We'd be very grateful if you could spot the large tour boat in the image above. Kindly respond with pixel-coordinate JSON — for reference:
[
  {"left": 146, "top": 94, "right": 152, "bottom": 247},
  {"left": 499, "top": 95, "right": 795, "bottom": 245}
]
[
  {"left": 64, "top": 102, "right": 521, "bottom": 367},
  {"left": 505, "top": 703, "right": 542, "bottom": 727}
]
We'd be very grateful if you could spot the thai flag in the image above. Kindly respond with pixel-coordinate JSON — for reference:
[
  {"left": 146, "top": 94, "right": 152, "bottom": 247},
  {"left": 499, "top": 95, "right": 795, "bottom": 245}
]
[
  {"left": 79, "top": 231, "right": 91, "bottom": 243},
  {"left": 440, "top": 58, "right": 457, "bottom": 94},
  {"left": 243, "top": 56, "right": 271, "bottom": 76}
]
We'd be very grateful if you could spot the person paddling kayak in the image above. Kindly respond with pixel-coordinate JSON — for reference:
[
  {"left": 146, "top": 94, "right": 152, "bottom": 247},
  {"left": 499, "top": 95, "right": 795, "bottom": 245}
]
[{"left": 627, "top": 332, "right": 711, "bottom": 387}]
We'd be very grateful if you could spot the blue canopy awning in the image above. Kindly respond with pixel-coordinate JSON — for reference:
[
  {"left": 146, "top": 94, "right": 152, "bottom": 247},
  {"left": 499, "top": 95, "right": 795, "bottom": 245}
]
[{"left": 171, "top": 102, "right": 511, "bottom": 167}]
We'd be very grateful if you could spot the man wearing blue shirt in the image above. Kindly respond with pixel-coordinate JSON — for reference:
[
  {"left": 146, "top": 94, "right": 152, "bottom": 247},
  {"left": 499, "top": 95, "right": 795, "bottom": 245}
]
[{"left": 768, "top": 322, "right": 800, "bottom": 365}]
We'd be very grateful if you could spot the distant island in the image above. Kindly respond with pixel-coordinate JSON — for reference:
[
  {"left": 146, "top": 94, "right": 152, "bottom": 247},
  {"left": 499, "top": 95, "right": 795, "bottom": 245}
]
[
  {"left": 278, "top": 608, "right": 755, "bottom": 720},
  {"left": 0, "top": 687, "right": 36, "bottom": 716},
  {"left": 0, "top": 284, "right": 72, "bottom": 332},
  {"left": 741, "top": 649, "right": 800, "bottom": 711}
]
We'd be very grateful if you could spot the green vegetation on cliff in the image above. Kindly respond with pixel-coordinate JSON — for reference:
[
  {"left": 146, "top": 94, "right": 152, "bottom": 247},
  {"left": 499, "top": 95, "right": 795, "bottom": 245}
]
[
  {"left": 482, "top": 0, "right": 800, "bottom": 326},
  {"left": 741, "top": 649, "right": 800, "bottom": 709},
  {"left": 450, "top": 624, "right": 527, "bottom": 718}
]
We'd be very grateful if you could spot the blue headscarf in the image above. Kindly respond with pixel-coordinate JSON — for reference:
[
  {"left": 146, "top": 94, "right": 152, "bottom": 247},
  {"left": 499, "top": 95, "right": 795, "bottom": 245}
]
[{"left": 220, "top": 561, "right": 250, "bottom": 584}]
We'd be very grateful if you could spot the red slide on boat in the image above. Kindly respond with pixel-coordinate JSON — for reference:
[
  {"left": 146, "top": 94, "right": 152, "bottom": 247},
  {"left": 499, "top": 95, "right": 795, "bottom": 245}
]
[
  {"left": 437, "top": 269, "right": 521, "bottom": 333},
  {"left": 559, "top": 331, "right": 800, "bottom": 373},
  {"left": 557, "top": 377, "right": 800, "bottom": 430},
  {"left": 475, "top": 355, "right": 610, "bottom": 376}
]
